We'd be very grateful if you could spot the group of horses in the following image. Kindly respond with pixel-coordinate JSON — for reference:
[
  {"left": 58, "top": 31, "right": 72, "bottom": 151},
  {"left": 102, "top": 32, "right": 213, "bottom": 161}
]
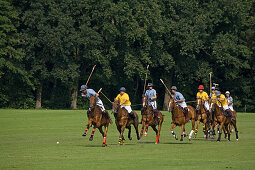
[{"left": 82, "top": 95, "right": 239, "bottom": 147}]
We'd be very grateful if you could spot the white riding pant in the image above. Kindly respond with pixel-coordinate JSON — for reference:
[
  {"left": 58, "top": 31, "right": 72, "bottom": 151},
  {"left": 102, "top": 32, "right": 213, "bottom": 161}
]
[
  {"left": 229, "top": 105, "right": 234, "bottom": 111},
  {"left": 96, "top": 99, "right": 105, "bottom": 111},
  {"left": 120, "top": 105, "right": 132, "bottom": 113},
  {"left": 218, "top": 104, "right": 229, "bottom": 111},
  {"left": 177, "top": 102, "right": 187, "bottom": 108},
  {"left": 149, "top": 101, "right": 157, "bottom": 109},
  {"left": 204, "top": 101, "right": 210, "bottom": 111}
]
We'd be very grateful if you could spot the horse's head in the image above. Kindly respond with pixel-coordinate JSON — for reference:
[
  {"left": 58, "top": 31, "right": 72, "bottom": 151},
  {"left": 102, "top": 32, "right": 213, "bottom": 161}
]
[
  {"left": 142, "top": 95, "right": 148, "bottom": 108},
  {"left": 196, "top": 98, "right": 202, "bottom": 111},
  {"left": 168, "top": 98, "right": 175, "bottom": 112},
  {"left": 89, "top": 95, "right": 97, "bottom": 109},
  {"left": 112, "top": 100, "right": 120, "bottom": 113}
]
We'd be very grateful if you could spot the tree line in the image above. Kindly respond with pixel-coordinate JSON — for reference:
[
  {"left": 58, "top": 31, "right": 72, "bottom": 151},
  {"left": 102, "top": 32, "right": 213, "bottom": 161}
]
[{"left": 0, "top": 0, "right": 254, "bottom": 111}]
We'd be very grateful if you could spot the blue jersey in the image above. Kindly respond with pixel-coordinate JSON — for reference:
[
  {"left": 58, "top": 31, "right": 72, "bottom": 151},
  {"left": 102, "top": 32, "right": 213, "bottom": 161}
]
[
  {"left": 82, "top": 89, "right": 99, "bottom": 102},
  {"left": 173, "top": 92, "right": 185, "bottom": 103},
  {"left": 145, "top": 89, "right": 156, "bottom": 101}
]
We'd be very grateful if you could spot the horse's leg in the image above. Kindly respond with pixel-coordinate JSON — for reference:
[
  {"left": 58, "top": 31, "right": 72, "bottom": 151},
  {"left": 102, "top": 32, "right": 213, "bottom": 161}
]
[
  {"left": 89, "top": 125, "right": 96, "bottom": 141},
  {"left": 217, "top": 119, "right": 224, "bottom": 142},
  {"left": 226, "top": 124, "right": 231, "bottom": 141},
  {"left": 232, "top": 120, "right": 239, "bottom": 141},
  {"left": 82, "top": 119, "right": 92, "bottom": 136},
  {"left": 171, "top": 123, "right": 178, "bottom": 140},
  {"left": 139, "top": 120, "right": 145, "bottom": 138},
  {"left": 180, "top": 124, "right": 185, "bottom": 141},
  {"left": 151, "top": 125, "right": 159, "bottom": 144},
  {"left": 128, "top": 126, "right": 132, "bottom": 140},
  {"left": 118, "top": 125, "right": 126, "bottom": 145},
  {"left": 155, "top": 118, "right": 163, "bottom": 144},
  {"left": 194, "top": 116, "right": 200, "bottom": 138},
  {"left": 144, "top": 123, "right": 149, "bottom": 137},
  {"left": 189, "top": 117, "right": 195, "bottom": 141},
  {"left": 134, "top": 121, "right": 140, "bottom": 140},
  {"left": 98, "top": 126, "right": 106, "bottom": 147},
  {"left": 203, "top": 119, "right": 208, "bottom": 139}
]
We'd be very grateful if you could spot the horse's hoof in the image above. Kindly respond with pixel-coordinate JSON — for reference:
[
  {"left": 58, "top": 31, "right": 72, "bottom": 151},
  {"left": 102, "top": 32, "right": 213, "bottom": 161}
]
[
  {"left": 129, "top": 137, "right": 132, "bottom": 140},
  {"left": 180, "top": 138, "right": 183, "bottom": 141},
  {"left": 189, "top": 137, "right": 191, "bottom": 141},
  {"left": 155, "top": 142, "right": 158, "bottom": 144},
  {"left": 89, "top": 137, "right": 93, "bottom": 141},
  {"left": 102, "top": 143, "right": 106, "bottom": 147},
  {"left": 82, "top": 133, "right": 87, "bottom": 136},
  {"left": 217, "top": 140, "right": 220, "bottom": 142},
  {"left": 236, "top": 139, "right": 239, "bottom": 141},
  {"left": 144, "top": 132, "right": 147, "bottom": 137},
  {"left": 175, "top": 136, "right": 178, "bottom": 140}
]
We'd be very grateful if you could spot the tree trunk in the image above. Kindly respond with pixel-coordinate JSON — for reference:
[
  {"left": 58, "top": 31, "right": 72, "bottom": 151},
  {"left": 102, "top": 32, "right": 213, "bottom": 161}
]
[
  {"left": 35, "top": 84, "right": 42, "bottom": 109},
  {"left": 162, "top": 74, "right": 173, "bottom": 111},
  {"left": 71, "top": 81, "right": 78, "bottom": 109}
]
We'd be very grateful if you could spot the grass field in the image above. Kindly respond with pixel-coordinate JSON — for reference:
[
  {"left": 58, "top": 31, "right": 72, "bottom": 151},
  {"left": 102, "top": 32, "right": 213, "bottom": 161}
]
[{"left": 0, "top": 109, "right": 255, "bottom": 170}]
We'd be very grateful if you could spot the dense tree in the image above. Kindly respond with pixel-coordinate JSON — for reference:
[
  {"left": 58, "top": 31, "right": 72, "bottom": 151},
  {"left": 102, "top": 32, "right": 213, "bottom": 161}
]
[{"left": 0, "top": 0, "right": 254, "bottom": 111}]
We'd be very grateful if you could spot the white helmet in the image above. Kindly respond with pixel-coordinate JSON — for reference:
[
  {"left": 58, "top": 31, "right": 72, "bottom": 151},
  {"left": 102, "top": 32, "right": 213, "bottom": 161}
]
[{"left": 225, "top": 91, "right": 230, "bottom": 94}]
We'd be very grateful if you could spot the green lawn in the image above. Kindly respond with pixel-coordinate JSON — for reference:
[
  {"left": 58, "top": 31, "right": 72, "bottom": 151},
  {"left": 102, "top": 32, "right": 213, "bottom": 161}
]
[{"left": 0, "top": 109, "right": 254, "bottom": 170}]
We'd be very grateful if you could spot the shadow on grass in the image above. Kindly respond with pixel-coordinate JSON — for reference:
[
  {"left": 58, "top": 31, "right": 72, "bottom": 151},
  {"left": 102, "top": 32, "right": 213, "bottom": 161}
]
[
  {"left": 81, "top": 143, "right": 136, "bottom": 147},
  {"left": 162, "top": 142, "right": 192, "bottom": 145}
]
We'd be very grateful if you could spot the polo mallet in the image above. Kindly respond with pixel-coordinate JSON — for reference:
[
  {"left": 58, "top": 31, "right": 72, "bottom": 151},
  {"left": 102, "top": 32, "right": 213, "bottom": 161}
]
[
  {"left": 160, "top": 79, "right": 172, "bottom": 98},
  {"left": 97, "top": 88, "right": 102, "bottom": 93},
  {"left": 99, "top": 91, "right": 113, "bottom": 104},
  {"left": 85, "top": 65, "right": 96, "bottom": 86},
  {"left": 209, "top": 72, "right": 213, "bottom": 94},
  {"left": 143, "top": 65, "right": 150, "bottom": 94}
]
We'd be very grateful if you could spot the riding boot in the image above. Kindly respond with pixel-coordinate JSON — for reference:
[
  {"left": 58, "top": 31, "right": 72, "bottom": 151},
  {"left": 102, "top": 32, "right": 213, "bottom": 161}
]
[
  {"left": 184, "top": 107, "right": 189, "bottom": 122},
  {"left": 103, "top": 110, "right": 113, "bottom": 124},
  {"left": 130, "top": 111, "right": 137, "bottom": 124},
  {"left": 153, "top": 109, "right": 159, "bottom": 126}
]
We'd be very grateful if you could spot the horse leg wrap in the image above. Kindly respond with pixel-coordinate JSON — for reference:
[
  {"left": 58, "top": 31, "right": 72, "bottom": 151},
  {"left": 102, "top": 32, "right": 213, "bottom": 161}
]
[
  {"left": 103, "top": 137, "right": 106, "bottom": 144},
  {"left": 189, "top": 130, "right": 194, "bottom": 139},
  {"left": 194, "top": 129, "right": 198, "bottom": 135},
  {"left": 118, "top": 138, "right": 122, "bottom": 144},
  {"left": 217, "top": 133, "right": 222, "bottom": 141},
  {"left": 236, "top": 131, "right": 239, "bottom": 141},
  {"left": 156, "top": 136, "right": 160, "bottom": 143},
  {"left": 91, "top": 128, "right": 96, "bottom": 136},
  {"left": 228, "top": 134, "right": 231, "bottom": 141},
  {"left": 203, "top": 125, "right": 205, "bottom": 132},
  {"left": 122, "top": 138, "right": 125, "bottom": 144},
  {"left": 140, "top": 129, "right": 144, "bottom": 135},
  {"left": 171, "top": 130, "right": 176, "bottom": 137}
]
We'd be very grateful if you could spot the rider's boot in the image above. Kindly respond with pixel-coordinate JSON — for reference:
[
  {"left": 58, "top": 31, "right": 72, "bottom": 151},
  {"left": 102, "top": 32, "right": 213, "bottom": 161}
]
[
  {"left": 184, "top": 107, "right": 189, "bottom": 122},
  {"left": 103, "top": 110, "right": 113, "bottom": 124}
]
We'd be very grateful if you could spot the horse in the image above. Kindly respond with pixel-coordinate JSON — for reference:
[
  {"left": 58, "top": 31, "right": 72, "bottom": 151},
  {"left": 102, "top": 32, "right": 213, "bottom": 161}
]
[
  {"left": 82, "top": 95, "right": 110, "bottom": 147},
  {"left": 211, "top": 103, "right": 234, "bottom": 141},
  {"left": 194, "top": 98, "right": 210, "bottom": 139},
  {"left": 139, "top": 95, "right": 164, "bottom": 144},
  {"left": 168, "top": 98, "right": 187, "bottom": 141},
  {"left": 112, "top": 100, "right": 140, "bottom": 145}
]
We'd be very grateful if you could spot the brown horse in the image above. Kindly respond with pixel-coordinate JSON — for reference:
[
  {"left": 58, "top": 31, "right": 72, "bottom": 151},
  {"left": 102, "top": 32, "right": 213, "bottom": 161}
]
[
  {"left": 195, "top": 98, "right": 210, "bottom": 139},
  {"left": 140, "top": 95, "right": 164, "bottom": 144},
  {"left": 168, "top": 98, "right": 186, "bottom": 141},
  {"left": 82, "top": 95, "right": 110, "bottom": 147},
  {"left": 211, "top": 103, "right": 233, "bottom": 141},
  {"left": 112, "top": 100, "right": 140, "bottom": 145}
]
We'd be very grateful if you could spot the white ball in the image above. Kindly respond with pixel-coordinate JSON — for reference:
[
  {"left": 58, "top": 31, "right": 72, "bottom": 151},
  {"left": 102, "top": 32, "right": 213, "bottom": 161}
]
[{"left": 56, "top": 141, "right": 59, "bottom": 144}]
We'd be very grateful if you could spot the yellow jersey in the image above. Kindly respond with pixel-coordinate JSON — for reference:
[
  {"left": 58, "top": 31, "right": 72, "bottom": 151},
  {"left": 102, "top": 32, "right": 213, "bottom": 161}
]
[
  {"left": 196, "top": 91, "right": 209, "bottom": 101},
  {"left": 216, "top": 94, "right": 228, "bottom": 106},
  {"left": 211, "top": 93, "right": 217, "bottom": 103},
  {"left": 115, "top": 93, "right": 131, "bottom": 105}
]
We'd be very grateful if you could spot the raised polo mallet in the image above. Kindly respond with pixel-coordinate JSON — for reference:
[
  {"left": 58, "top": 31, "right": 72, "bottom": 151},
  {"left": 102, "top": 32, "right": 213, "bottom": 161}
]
[
  {"left": 209, "top": 72, "right": 213, "bottom": 94},
  {"left": 160, "top": 79, "right": 172, "bottom": 98},
  {"left": 86, "top": 65, "right": 96, "bottom": 86},
  {"left": 97, "top": 88, "right": 102, "bottom": 94},
  {"left": 143, "top": 65, "right": 150, "bottom": 94},
  {"left": 99, "top": 91, "right": 113, "bottom": 104}
]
